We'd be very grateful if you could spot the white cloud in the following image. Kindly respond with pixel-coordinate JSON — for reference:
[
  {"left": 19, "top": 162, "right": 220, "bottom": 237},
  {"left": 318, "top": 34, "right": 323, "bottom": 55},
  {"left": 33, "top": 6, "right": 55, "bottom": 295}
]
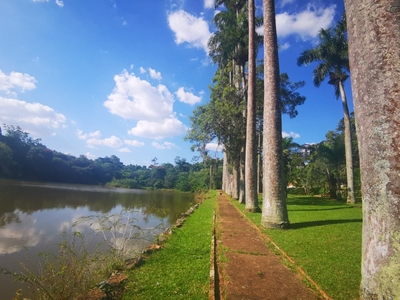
[
  {"left": 149, "top": 68, "right": 162, "bottom": 80},
  {"left": 77, "top": 129, "right": 101, "bottom": 140},
  {"left": 282, "top": 131, "right": 300, "bottom": 139},
  {"left": 55, "top": 0, "right": 64, "bottom": 7},
  {"left": 0, "top": 97, "right": 66, "bottom": 136},
  {"left": 175, "top": 87, "right": 202, "bottom": 105},
  {"left": 0, "top": 70, "right": 37, "bottom": 93},
  {"left": 124, "top": 139, "right": 145, "bottom": 147},
  {"left": 206, "top": 142, "right": 223, "bottom": 152},
  {"left": 167, "top": 10, "right": 212, "bottom": 53},
  {"left": 139, "top": 67, "right": 146, "bottom": 74},
  {"left": 152, "top": 141, "right": 179, "bottom": 150},
  {"left": 119, "top": 147, "right": 131, "bottom": 153},
  {"left": 204, "top": 0, "right": 214, "bottom": 9},
  {"left": 279, "top": 42, "right": 290, "bottom": 51},
  {"left": 278, "top": 0, "right": 294, "bottom": 8},
  {"left": 128, "top": 117, "right": 188, "bottom": 140},
  {"left": 0, "top": 216, "right": 41, "bottom": 254},
  {"left": 275, "top": 5, "right": 336, "bottom": 40},
  {"left": 85, "top": 152, "right": 97, "bottom": 160},
  {"left": 104, "top": 70, "right": 174, "bottom": 120},
  {"left": 86, "top": 135, "right": 123, "bottom": 148}
]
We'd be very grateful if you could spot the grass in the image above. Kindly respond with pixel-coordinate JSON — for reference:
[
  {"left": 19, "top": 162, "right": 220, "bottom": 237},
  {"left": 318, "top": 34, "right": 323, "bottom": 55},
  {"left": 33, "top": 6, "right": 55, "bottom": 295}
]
[
  {"left": 122, "top": 191, "right": 216, "bottom": 300},
  {"left": 232, "top": 194, "right": 362, "bottom": 300}
]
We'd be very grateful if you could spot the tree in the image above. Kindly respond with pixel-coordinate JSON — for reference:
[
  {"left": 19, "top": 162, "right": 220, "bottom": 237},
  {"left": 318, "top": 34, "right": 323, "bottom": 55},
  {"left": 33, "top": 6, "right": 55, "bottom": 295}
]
[
  {"left": 0, "top": 142, "right": 14, "bottom": 176},
  {"left": 261, "top": 0, "right": 289, "bottom": 228},
  {"left": 297, "top": 15, "right": 356, "bottom": 204},
  {"left": 345, "top": 1, "right": 400, "bottom": 298},
  {"left": 244, "top": 0, "right": 259, "bottom": 212}
]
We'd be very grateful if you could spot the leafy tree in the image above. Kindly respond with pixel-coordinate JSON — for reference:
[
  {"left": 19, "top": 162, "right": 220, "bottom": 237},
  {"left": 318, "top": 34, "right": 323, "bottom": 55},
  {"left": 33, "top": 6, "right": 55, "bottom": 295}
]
[
  {"left": 0, "top": 142, "right": 14, "bottom": 176},
  {"left": 297, "top": 15, "right": 356, "bottom": 204}
]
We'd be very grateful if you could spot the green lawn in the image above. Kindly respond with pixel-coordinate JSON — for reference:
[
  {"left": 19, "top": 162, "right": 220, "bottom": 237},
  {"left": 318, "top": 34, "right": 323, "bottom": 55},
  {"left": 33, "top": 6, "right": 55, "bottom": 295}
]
[
  {"left": 233, "top": 195, "right": 362, "bottom": 300},
  {"left": 123, "top": 191, "right": 215, "bottom": 300}
]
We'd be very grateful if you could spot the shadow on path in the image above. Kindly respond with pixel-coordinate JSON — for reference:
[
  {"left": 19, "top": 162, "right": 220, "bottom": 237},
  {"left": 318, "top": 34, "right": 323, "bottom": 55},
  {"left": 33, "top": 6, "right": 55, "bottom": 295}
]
[{"left": 214, "top": 192, "right": 329, "bottom": 300}]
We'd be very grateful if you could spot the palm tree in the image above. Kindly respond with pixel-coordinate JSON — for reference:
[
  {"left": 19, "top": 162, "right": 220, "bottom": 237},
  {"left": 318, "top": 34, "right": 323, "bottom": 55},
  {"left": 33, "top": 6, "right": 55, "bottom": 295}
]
[
  {"left": 345, "top": 0, "right": 400, "bottom": 298},
  {"left": 261, "top": 0, "right": 289, "bottom": 228},
  {"left": 244, "top": 0, "right": 259, "bottom": 212},
  {"left": 297, "top": 15, "right": 356, "bottom": 204}
]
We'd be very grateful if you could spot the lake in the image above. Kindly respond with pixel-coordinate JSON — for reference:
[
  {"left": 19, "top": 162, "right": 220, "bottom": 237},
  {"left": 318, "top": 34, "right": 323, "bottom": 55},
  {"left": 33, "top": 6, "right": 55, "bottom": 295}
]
[{"left": 0, "top": 179, "right": 197, "bottom": 299}]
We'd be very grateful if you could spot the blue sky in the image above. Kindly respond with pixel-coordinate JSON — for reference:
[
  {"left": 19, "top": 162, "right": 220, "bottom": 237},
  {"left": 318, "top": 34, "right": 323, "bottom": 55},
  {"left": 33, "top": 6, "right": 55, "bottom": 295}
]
[{"left": 0, "top": 0, "right": 350, "bottom": 166}]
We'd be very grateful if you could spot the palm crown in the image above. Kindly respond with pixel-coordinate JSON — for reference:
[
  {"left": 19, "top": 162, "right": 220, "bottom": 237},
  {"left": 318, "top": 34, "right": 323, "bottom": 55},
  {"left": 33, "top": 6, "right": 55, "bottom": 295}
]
[{"left": 297, "top": 15, "right": 348, "bottom": 98}]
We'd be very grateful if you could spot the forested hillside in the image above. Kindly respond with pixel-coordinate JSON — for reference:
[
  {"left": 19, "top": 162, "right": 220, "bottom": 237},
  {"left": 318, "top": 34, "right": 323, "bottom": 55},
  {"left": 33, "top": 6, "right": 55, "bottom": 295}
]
[{"left": 0, "top": 125, "right": 221, "bottom": 192}]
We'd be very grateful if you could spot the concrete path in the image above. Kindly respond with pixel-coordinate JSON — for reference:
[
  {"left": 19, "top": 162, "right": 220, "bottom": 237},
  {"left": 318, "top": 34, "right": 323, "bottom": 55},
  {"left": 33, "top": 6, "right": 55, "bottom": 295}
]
[{"left": 214, "top": 193, "right": 323, "bottom": 300}]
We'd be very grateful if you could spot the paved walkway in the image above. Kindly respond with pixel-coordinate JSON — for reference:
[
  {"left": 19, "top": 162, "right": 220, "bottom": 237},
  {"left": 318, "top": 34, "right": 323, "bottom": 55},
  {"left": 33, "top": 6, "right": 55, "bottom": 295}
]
[{"left": 214, "top": 193, "right": 323, "bottom": 300}]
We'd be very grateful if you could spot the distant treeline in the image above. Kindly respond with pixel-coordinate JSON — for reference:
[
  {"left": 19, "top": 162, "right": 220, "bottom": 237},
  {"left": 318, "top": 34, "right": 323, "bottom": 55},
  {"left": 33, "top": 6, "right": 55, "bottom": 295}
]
[{"left": 0, "top": 125, "right": 222, "bottom": 192}]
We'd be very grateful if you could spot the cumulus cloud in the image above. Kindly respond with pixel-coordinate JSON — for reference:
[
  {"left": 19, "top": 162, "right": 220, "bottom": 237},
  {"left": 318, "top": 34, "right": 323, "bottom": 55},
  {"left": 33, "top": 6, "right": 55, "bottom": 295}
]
[
  {"left": 78, "top": 130, "right": 123, "bottom": 148},
  {"left": 282, "top": 131, "right": 300, "bottom": 139},
  {"left": 85, "top": 152, "right": 97, "bottom": 160},
  {"left": 149, "top": 68, "right": 162, "bottom": 80},
  {"left": 86, "top": 135, "right": 123, "bottom": 148},
  {"left": 279, "top": 42, "right": 290, "bottom": 51},
  {"left": 77, "top": 129, "right": 101, "bottom": 140},
  {"left": 204, "top": 0, "right": 214, "bottom": 9},
  {"left": 278, "top": 0, "right": 295, "bottom": 8},
  {"left": 152, "top": 141, "right": 179, "bottom": 150},
  {"left": 175, "top": 87, "right": 202, "bottom": 105},
  {"left": 124, "top": 139, "right": 145, "bottom": 147},
  {"left": 0, "top": 70, "right": 37, "bottom": 93},
  {"left": 167, "top": 10, "right": 212, "bottom": 53},
  {"left": 32, "top": 0, "right": 63, "bottom": 7},
  {"left": 104, "top": 70, "right": 174, "bottom": 120},
  {"left": 0, "top": 97, "right": 66, "bottom": 136},
  {"left": 128, "top": 118, "right": 188, "bottom": 140},
  {"left": 139, "top": 67, "right": 146, "bottom": 74},
  {"left": 118, "top": 147, "right": 131, "bottom": 153},
  {"left": 206, "top": 142, "right": 223, "bottom": 152},
  {"left": 275, "top": 4, "right": 336, "bottom": 40}
]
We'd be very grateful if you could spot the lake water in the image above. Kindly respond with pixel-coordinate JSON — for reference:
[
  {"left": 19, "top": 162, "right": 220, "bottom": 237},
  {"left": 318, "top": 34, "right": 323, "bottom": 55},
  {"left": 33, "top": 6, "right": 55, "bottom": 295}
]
[{"left": 0, "top": 179, "right": 196, "bottom": 299}]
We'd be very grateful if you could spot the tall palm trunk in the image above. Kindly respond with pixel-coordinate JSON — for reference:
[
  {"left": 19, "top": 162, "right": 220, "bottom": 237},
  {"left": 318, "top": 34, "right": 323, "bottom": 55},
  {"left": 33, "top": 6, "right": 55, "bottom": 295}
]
[
  {"left": 261, "top": 0, "right": 289, "bottom": 228},
  {"left": 338, "top": 81, "right": 356, "bottom": 203},
  {"left": 345, "top": 0, "right": 400, "bottom": 298},
  {"left": 244, "top": 0, "right": 259, "bottom": 211}
]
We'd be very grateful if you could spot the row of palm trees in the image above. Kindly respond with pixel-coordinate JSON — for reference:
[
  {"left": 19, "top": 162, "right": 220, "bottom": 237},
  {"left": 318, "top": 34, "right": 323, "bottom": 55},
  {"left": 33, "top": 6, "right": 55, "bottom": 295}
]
[
  {"left": 188, "top": 0, "right": 400, "bottom": 297},
  {"left": 199, "top": 1, "right": 355, "bottom": 227}
]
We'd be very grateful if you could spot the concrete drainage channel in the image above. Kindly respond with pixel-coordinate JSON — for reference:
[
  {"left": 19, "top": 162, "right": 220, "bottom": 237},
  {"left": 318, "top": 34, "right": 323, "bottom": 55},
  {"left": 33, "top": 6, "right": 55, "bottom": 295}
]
[{"left": 209, "top": 211, "right": 221, "bottom": 300}]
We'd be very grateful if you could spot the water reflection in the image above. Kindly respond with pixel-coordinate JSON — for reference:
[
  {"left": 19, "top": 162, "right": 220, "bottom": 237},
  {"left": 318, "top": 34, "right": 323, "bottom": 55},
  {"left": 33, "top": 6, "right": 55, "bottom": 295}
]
[{"left": 0, "top": 179, "right": 195, "bottom": 299}]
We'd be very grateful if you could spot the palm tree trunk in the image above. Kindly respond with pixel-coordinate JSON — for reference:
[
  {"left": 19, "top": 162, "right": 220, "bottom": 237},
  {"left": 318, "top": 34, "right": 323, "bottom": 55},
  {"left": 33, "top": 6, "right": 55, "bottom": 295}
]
[
  {"left": 338, "top": 81, "right": 356, "bottom": 203},
  {"left": 239, "top": 144, "right": 245, "bottom": 203},
  {"left": 257, "top": 132, "right": 262, "bottom": 194},
  {"left": 261, "top": 0, "right": 289, "bottom": 228},
  {"left": 244, "top": 0, "right": 259, "bottom": 212},
  {"left": 345, "top": 0, "right": 400, "bottom": 298}
]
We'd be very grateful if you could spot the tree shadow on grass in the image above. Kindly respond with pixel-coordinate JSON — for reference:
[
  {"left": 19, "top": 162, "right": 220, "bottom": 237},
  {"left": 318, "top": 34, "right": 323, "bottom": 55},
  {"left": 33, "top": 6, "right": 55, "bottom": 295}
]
[
  {"left": 289, "top": 218, "right": 362, "bottom": 230},
  {"left": 289, "top": 206, "right": 358, "bottom": 212}
]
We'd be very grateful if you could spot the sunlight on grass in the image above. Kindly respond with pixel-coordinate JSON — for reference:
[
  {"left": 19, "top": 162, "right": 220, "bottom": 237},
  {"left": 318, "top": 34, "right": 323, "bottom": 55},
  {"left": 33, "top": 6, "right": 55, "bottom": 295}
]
[
  {"left": 233, "top": 195, "right": 362, "bottom": 300},
  {"left": 123, "top": 191, "right": 215, "bottom": 300}
]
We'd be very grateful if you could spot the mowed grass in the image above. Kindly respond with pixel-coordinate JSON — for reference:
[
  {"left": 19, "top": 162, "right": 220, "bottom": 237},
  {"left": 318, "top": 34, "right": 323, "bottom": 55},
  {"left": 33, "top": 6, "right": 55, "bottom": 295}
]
[
  {"left": 123, "top": 191, "right": 215, "bottom": 300},
  {"left": 232, "top": 195, "right": 362, "bottom": 300}
]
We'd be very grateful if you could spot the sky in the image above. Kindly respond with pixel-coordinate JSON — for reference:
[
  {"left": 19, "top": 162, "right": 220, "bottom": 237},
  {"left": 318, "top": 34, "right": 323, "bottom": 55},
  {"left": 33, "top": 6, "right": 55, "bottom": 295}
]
[{"left": 0, "top": 0, "right": 350, "bottom": 166}]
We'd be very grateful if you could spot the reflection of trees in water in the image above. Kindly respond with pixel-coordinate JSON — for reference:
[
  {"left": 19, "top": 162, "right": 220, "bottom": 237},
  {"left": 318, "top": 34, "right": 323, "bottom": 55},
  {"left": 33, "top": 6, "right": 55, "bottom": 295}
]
[
  {"left": 0, "top": 180, "right": 196, "bottom": 227},
  {"left": 0, "top": 212, "right": 21, "bottom": 227}
]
